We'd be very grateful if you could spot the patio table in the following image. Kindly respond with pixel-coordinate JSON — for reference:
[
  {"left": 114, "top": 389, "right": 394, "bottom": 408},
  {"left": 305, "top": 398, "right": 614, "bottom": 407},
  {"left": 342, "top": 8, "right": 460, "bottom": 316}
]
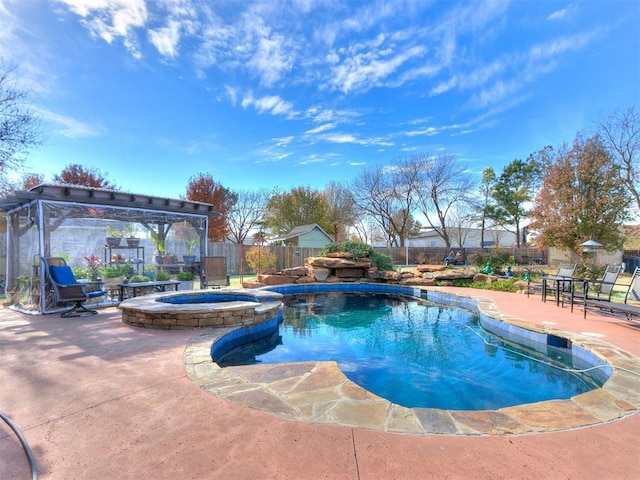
[{"left": 117, "top": 280, "right": 180, "bottom": 301}]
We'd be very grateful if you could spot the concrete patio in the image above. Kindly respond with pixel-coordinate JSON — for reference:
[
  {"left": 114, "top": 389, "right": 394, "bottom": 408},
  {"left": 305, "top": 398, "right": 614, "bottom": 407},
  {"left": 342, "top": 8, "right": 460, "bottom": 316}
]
[{"left": 1, "top": 287, "right": 639, "bottom": 479}]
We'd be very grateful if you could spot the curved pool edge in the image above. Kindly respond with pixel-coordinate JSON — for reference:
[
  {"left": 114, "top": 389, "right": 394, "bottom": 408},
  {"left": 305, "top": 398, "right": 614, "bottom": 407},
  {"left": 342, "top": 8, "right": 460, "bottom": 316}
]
[{"left": 183, "top": 285, "right": 640, "bottom": 436}]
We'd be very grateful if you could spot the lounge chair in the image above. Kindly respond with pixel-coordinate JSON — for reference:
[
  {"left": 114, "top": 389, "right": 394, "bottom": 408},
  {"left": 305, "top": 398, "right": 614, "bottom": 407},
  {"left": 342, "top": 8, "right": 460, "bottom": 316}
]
[
  {"left": 201, "top": 256, "right": 230, "bottom": 289},
  {"left": 572, "top": 264, "right": 622, "bottom": 313},
  {"left": 541, "top": 263, "right": 577, "bottom": 306},
  {"left": 583, "top": 266, "right": 640, "bottom": 321},
  {"left": 43, "top": 256, "right": 106, "bottom": 317}
]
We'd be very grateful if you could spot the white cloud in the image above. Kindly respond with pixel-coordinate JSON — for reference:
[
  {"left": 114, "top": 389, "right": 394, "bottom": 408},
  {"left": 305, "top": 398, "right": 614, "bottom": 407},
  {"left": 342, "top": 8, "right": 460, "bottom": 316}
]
[
  {"left": 330, "top": 44, "right": 426, "bottom": 93},
  {"left": 304, "top": 123, "right": 336, "bottom": 135},
  {"left": 547, "top": 3, "right": 577, "bottom": 22},
  {"left": 34, "top": 107, "right": 101, "bottom": 138},
  {"left": 148, "top": 20, "right": 181, "bottom": 58},
  {"left": 241, "top": 92, "right": 296, "bottom": 117},
  {"left": 58, "top": 0, "right": 148, "bottom": 58}
]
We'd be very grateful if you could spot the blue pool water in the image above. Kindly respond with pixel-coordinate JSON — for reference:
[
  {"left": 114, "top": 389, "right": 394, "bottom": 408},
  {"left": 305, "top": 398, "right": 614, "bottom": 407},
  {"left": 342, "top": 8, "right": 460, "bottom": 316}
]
[{"left": 217, "top": 293, "right": 601, "bottom": 410}]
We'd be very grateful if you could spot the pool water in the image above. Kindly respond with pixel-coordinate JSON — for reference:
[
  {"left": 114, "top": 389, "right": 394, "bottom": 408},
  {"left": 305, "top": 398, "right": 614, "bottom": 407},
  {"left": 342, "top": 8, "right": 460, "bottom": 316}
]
[{"left": 217, "top": 293, "right": 601, "bottom": 410}]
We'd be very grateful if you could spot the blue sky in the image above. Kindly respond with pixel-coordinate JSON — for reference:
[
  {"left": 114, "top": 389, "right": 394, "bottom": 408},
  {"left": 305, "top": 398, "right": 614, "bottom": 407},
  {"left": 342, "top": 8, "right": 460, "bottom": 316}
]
[{"left": 2, "top": 0, "right": 639, "bottom": 200}]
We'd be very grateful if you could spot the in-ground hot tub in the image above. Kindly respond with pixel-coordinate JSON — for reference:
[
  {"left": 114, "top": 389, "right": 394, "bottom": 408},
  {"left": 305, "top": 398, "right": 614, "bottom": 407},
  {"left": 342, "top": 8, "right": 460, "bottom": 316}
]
[{"left": 119, "top": 289, "right": 282, "bottom": 329}]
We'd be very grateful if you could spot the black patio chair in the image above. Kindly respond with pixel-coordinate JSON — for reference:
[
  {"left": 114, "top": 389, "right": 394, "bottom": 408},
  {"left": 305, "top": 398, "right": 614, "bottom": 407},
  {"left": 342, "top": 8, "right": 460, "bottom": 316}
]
[{"left": 42, "top": 256, "right": 106, "bottom": 317}]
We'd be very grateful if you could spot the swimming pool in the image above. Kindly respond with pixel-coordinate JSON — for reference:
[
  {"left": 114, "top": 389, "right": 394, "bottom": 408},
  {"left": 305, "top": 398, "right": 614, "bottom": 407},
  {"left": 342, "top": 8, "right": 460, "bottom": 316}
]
[{"left": 216, "top": 292, "right": 601, "bottom": 410}]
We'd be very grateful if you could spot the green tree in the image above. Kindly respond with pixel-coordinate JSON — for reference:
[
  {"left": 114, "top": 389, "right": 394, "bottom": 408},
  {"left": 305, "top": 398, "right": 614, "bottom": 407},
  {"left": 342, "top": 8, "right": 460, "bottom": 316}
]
[
  {"left": 529, "top": 134, "right": 632, "bottom": 254},
  {"left": 487, "top": 152, "right": 545, "bottom": 247},
  {"left": 476, "top": 167, "right": 497, "bottom": 248},
  {"left": 264, "top": 186, "right": 332, "bottom": 236}
]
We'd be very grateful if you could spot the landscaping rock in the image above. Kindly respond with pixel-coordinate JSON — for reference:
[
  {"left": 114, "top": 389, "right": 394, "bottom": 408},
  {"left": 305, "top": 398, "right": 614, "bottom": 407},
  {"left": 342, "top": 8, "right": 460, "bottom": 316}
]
[
  {"left": 310, "top": 267, "right": 331, "bottom": 281},
  {"left": 257, "top": 274, "right": 295, "bottom": 286},
  {"left": 305, "top": 256, "right": 372, "bottom": 269}
]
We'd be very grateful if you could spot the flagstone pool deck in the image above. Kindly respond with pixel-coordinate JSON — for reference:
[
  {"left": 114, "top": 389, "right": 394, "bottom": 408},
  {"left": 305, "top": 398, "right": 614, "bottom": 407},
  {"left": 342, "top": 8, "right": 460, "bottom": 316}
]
[{"left": 1, "top": 287, "right": 639, "bottom": 479}]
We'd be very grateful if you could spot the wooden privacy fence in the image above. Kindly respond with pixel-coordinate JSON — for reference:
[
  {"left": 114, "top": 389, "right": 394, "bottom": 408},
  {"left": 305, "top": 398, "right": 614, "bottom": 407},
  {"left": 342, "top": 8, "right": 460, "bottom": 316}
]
[{"left": 207, "top": 243, "right": 549, "bottom": 275}]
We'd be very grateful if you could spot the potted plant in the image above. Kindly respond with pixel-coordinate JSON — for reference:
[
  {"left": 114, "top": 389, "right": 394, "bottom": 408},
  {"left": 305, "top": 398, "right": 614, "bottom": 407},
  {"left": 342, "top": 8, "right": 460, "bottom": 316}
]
[
  {"left": 150, "top": 230, "right": 166, "bottom": 258},
  {"left": 156, "top": 271, "right": 171, "bottom": 282},
  {"left": 183, "top": 237, "right": 198, "bottom": 264},
  {"left": 176, "top": 271, "right": 194, "bottom": 290},
  {"left": 128, "top": 274, "right": 149, "bottom": 284},
  {"left": 106, "top": 225, "right": 124, "bottom": 247},
  {"left": 123, "top": 223, "right": 140, "bottom": 247}
]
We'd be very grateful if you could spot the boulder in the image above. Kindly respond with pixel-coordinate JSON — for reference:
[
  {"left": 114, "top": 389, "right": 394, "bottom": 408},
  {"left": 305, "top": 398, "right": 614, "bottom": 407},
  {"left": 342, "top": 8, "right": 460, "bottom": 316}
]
[
  {"left": 325, "top": 251, "right": 355, "bottom": 259},
  {"left": 310, "top": 267, "right": 331, "bottom": 281},
  {"left": 416, "top": 264, "right": 448, "bottom": 273},
  {"left": 367, "top": 270, "right": 403, "bottom": 281},
  {"left": 305, "top": 256, "right": 372, "bottom": 269},
  {"left": 257, "top": 274, "right": 295, "bottom": 286},
  {"left": 401, "top": 277, "right": 436, "bottom": 286},
  {"left": 473, "top": 273, "right": 498, "bottom": 283},
  {"left": 295, "top": 275, "right": 316, "bottom": 284},
  {"left": 336, "top": 268, "right": 365, "bottom": 278},
  {"left": 282, "top": 267, "right": 308, "bottom": 277}
]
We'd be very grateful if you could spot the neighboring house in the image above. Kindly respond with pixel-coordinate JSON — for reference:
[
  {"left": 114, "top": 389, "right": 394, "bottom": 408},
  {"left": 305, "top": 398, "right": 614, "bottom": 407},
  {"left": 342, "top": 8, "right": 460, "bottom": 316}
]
[
  {"left": 407, "top": 227, "right": 520, "bottom": 248},
  {"left": 269, "top": 224, "right": 333, "bottom": 248}
]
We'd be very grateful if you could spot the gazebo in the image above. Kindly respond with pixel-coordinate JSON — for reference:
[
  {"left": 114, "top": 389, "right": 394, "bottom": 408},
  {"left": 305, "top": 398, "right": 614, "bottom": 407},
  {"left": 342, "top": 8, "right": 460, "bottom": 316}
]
[{"left": 1, "top": 184, "right": 216, "bottom": 314}]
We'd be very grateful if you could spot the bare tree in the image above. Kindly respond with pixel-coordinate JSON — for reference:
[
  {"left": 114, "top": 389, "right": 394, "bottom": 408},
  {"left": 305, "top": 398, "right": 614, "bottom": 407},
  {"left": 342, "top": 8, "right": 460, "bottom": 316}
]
[
  {"left": 323, "top": 181, "right": 356, "bottom": 242},
  {"left": 598, "top": 105, "right": 640, "bottom": 214},
  {"left": 411, "top": 153, "right": 476, "bottom": 248},
  {"left": 349, "top": 160, "right": 416, "bottom": 247},
  {"left": 0, "top": 62, "right": 43, "bottom": 194},
  {"left": 446, "top": 206, "right": 476, "bottom": 248},
  {"left": 226, "top": 188, "right": 271, "bottom": 245}
]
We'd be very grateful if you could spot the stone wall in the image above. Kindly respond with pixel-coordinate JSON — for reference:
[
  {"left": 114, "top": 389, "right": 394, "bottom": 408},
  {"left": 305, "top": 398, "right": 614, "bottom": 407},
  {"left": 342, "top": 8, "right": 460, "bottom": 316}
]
[{"left": 250, "top": 252, "right": 476, "bottom": 287}]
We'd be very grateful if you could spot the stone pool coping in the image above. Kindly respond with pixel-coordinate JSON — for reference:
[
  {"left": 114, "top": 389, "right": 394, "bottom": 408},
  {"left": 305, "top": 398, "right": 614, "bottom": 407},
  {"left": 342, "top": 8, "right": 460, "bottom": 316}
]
[
  {"left": 119, "top": 289, "right": 282, "bottom": 329},
  {"left": 183, "top": 286, "right": 640, "bottom": 436}
]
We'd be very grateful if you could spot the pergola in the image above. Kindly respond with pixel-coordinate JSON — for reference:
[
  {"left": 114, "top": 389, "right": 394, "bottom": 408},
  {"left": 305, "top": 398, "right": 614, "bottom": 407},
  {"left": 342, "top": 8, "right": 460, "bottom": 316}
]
[{"left": 1, "top": 184, "right": 216, "bottom": 314}]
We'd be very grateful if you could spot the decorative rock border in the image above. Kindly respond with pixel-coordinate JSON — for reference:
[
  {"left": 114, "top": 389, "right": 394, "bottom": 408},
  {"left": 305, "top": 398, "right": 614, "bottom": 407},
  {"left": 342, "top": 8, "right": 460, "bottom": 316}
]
[
  {"left": 184, "top": 285, "right": 640, "bottom": 436},
  {"left": 119, "top": 289, "right": 282, "bottom": 329}
]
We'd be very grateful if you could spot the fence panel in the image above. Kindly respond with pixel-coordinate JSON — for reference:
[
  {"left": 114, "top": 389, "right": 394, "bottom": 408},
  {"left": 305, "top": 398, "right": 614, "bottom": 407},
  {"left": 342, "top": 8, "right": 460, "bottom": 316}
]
[{"left": 208, "top": 243, "right": 550, "bottom": 275}]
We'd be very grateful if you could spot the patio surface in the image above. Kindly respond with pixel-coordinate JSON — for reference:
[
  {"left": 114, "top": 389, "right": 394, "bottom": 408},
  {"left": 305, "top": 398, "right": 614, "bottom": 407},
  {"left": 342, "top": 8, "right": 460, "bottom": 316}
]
[{"left": 1, "top": 286, "right": 639, "bottom": 479}]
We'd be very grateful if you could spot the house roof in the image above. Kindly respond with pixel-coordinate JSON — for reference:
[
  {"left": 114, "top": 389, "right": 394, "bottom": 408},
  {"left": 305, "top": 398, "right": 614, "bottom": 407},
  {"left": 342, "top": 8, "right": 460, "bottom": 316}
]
[{"left": 270, "top": 223, "right": 333, "bottom": 242}]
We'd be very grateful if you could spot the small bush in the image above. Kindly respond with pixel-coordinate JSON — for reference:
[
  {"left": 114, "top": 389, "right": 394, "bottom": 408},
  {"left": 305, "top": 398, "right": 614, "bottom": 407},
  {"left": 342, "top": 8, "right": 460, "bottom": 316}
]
[
  {"left": 320, "top": 241, "right": 395, "bottom": 271},
  {"left": 245, "top": 246, "right": 278, "bottom": 272},
  {"left": 156, "top": 271, "right": 171, "bottom": 281},
  {"left": 129, "top": 275, "right": 149, "bottom": 283},
  {"left": 177, "top": 271, "right": 194, "bottom": 281},
  {"left": 451, "top": 279, "right": 523, "bottom": 292}
]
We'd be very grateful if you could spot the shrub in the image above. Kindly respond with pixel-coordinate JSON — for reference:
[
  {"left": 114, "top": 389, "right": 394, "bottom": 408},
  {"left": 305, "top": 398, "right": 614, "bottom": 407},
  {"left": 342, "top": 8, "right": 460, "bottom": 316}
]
[
  {"left": 99, "top": 263, "right": 131, "bottom": 278},
  {"left": 451, "top": 279, "right": 523, "bottom": 292},
  {"left": 320, "top": 241, "right": 395, "bottom": 271},
  {"left": 469, "top": 249, "right": 511, "bottom": 273},
  {"left": 156, "top": 271, "right": 171, "bottom": 281},
  {"left": 128, "top": 275, "right": 149, "bottom": 283},
  {"left": 245, "top": 246, "right": 278, "bottom": 272},
  {"left": 177, "top": 271, "right": 194, "bottom": 281}
]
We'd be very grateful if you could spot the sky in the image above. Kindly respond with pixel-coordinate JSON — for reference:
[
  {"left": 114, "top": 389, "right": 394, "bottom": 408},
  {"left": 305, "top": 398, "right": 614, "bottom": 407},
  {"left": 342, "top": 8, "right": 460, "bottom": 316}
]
[{"left": 1, "top": 0, "right": 639, "bottom": 200}]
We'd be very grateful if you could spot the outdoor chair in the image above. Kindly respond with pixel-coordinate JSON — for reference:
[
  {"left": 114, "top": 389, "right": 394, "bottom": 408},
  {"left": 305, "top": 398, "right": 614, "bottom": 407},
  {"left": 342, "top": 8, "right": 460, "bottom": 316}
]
[
  {"left": 541, "top": 263, "right": 577, "bottom": 306},
  {"left": 572, "top": 264, "right": 622, "bottom": 313},
  {"left": 43, "top": 256, "right": 106, "bottom": 317},
  {"left": 202, "top": 256, "right": 230, "bottom": 289},
  {"left": 583, "top": 266, "right": 640, "bottom": 321}
]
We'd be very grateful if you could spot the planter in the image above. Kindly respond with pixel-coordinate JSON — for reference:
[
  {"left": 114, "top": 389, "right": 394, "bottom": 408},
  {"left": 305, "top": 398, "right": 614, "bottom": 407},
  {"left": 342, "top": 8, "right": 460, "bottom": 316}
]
[
  {"left": 177, "top": 280, "right": 194, "bottom": 291},
  {"left": 183, "top": 255, "right": 196, "bottom": 264},
  {"left": 106, "top": 237, "right": 121, "bottom": 247},
  {"left": 126, "top": 237, "right": 140, "bottom": 247}
]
